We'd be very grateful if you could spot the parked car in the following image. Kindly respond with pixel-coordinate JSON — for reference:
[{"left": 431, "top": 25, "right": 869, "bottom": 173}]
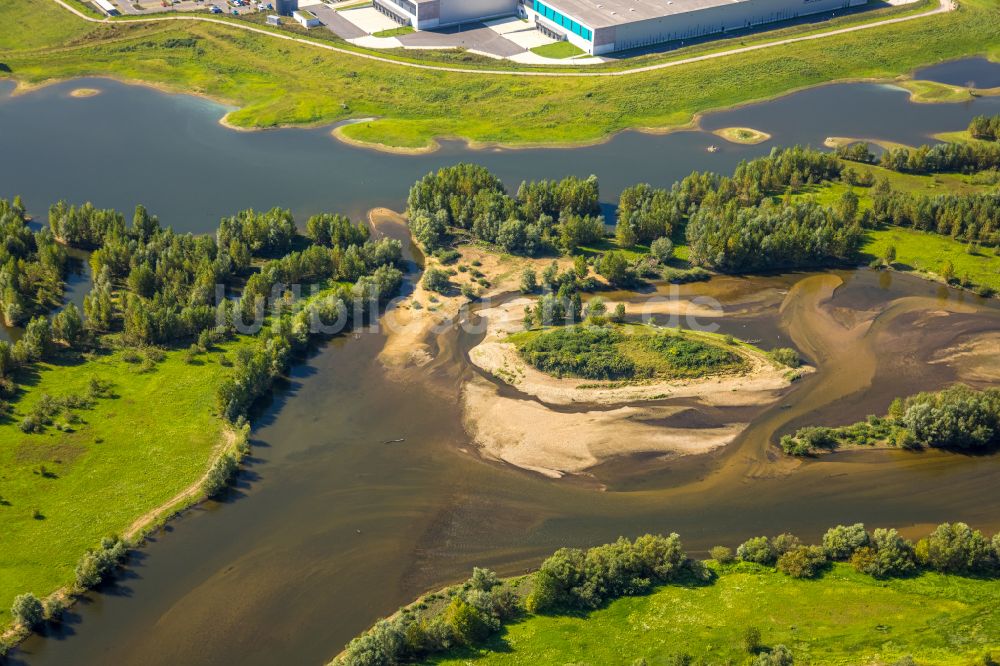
[{"left": 209, "top": 4, "right": 222, "bottom": 12}]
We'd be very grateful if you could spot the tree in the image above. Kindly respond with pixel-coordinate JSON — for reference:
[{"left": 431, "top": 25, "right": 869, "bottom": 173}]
[
  {"left": 53, "top": 303, "right": 84, "bottom": 347},
  {"left": 422, "top": 268, "right": 451, "bottom": 294},
  {"left": 776, "top": 545, "right": 828, "bottom": 579},
  {"left": 520, "top": 268, "right": 538, "bottom": 294},
  {"left": 610, "top": 303, "right": 626, "bottom": 324},
  {"left": 596, "top": 251, "right": 631, "bottom": 287},
  {"left": 444, "top": 596, "right": 492, "bottom": 645},
  {"left": 852, "top": 528, "right": 916, "bottom": 578},
  {"left": 882, "top": 244, "right": 897, "bottom": 266},
  {"left": 615, "top": 218, "right": 637, "bottom": 249},
  {"left": 132, "top": 204, "right": 159, "bottom": 241},
  {"left": 822, "top": 524, "right": 869, "bottom": 560},
  {"left": 915, "top": 522, "right": 995, "bottom": 574},
  {"left": 737, "top": 537, "right": 777, "bottom": 565},
  {"left": 11, "top": 593, "right": 44, "bottom": 629},
  {"left": 741, "top": 626, "right": 762, "bottom": 654},
  {"left": 573, "top": 255, "right": 589, "bottom": 279},
  {"left": 585, "top": 296, "right": 607, "bottom": 322}
]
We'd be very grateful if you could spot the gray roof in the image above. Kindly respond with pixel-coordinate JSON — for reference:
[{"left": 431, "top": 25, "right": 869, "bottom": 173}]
[{"left": 541, "top": 0, "right": 749, "bottom": 29}]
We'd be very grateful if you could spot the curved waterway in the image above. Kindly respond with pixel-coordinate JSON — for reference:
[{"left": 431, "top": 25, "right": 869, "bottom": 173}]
[{"left": 3, "top": 65, "right": 1000, "bottom": 665}]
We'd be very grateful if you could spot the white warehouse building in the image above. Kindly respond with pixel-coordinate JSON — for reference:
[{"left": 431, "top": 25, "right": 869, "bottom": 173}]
[{"left": 373, "top": 0, "right": 868, "bottom": 55}]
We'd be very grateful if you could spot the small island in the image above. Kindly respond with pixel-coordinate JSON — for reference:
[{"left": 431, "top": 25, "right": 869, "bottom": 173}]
[
  {"left": 69, "top": 88, "right": 100, "bottom": 98},
  {"left": 712, "top": 126, "right": 772, "bottom": 145}
]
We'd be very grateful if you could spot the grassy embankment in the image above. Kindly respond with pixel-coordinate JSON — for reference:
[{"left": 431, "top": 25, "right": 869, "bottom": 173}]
[
  {"left": 1, "top": 0, "right": 999, "bottom": 150},
  {"left": 426, "top": 562, "right": 1000, "bottom": 665},
  {"left": 507, "top": 323, "right": 750, "bottom": 382},
  {"left": 0, "top": 342, "right": 246, "bottom": 629},
  {"left": 529, "top": 41, "right": 584, "bottom": 59}
]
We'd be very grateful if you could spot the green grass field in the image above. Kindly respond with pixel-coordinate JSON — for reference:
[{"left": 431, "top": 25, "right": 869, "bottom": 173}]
[
  {"left": 372, "top": 26, "right": 414, "bottom": 38},
  {"left": 2, "top": 0, "right": 998, "bottom": 150},
  {"left": 530, "top": 41, "right": 584, "bottom": 59},
  {"left": 429, "top": 562, "right": 1000, "bottom": 665},
  {"left": 0, "top": 342, "right": 243, "bottom": 628},
  {"left": 863, "top": 227, "right": 1000, "bottom": 292}
]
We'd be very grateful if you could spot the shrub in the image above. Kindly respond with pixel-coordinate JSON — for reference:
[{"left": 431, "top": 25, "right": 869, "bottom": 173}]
[
  {"left": 710, "top": 545, "right": 734, "bottom": 563},
  {"left": 444, "top": 596, "right": 492, "bottom": 645},
  {"left": 776, "top": 545, "right": 828, "bottom": 579},
  {"left": 422, "top": 268, "right": 451, "bottom": 294},
  {"left": 737, "top": 537, "right": 777, "bottom": 565},
  {"left": 650, "top": 237, "right": 674, "bottom": 263},
  {"left": 753, "top": 645, "right": 795, "bottom": 666},
  {"left": 520, "top": 268, "right": 538, "bottom": 293},
  {"left": 822, "top": 524, "right": 869, "bottom": 560},
  {"left": 75, "top": 536, "right": 128, "bottom": 589},
  {"left": 44, "top": 596, "right": 66, "bottom": 622},
  {"left": 340, "top": 617, "right": 405, "bottom": 665},
  {"left": 852, "top": 529, "right": 916, "bottom": 578},
  {"left": 11, "top": 593, "right": 44, "bottom": 629},
  {"left": 771, "top": 533, "right": 801, "bottom": 555},
  {"left": 770, "top": 347, "right": 801, "bottom": 368},
  {"left": 741, "top": 626, "right": 762, "bottom": 654},
  {"left": 203, "top": 453, "right": 238, "bottom": 498}
]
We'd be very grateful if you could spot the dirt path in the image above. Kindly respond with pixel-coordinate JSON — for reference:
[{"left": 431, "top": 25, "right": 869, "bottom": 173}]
[{"left": 49, "top": 0, "right": 955, "bottom": 78}]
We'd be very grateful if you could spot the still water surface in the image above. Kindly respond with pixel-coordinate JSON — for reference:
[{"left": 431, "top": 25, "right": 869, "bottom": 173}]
[{"left": 3, "top": 69, "right": 1000, "bottom": 665}]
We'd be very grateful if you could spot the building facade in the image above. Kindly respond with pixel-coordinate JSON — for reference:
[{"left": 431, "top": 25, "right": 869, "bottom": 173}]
[
  {"left": 373, "top": 0, "right": 519, "bottom": 29},
  {"left": 526, "top": 0, "right": 868, "bottom": 55}
]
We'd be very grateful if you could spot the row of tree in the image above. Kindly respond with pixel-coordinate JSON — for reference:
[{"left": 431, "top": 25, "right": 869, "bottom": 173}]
[
  {"left": 869, "top": 178, "right": 1000, "bottom": 244},
  {"left": 838, "top": 139, "right": 1000, "bottom": 174}
]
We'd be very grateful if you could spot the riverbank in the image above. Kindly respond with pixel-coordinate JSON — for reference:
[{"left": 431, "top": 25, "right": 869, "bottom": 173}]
[
  {"left": 424, "top": 562, "right": 1000, "bottom": 665},
  {"left": 3, "top": 0, "right": 999, "bottom": 152}
]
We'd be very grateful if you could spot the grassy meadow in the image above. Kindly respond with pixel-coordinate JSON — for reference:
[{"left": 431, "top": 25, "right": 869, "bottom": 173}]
[
  {"left": 429, "top": 562, "right": 1000, "bottom": 665},
  {"left": 0, "top": 341, "right": 244, "bottom": 629},
  {"left": 0, "top": 0, "right": 998, "bottom": 150}
]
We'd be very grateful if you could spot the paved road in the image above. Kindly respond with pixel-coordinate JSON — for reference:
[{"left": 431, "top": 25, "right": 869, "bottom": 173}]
[
  {"left": 308, "top": 4, "right": 366, "bottom": 40},
  {"left": 49, "top": 0, "right": 956, "bottom": 77}
]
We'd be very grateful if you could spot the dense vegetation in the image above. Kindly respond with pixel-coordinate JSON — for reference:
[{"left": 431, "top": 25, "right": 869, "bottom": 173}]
[
  {"left": 512, "top": 324, "right": 745, "bottom": 381},
  {"left": 780, "top": 384, "right": 1000, "bottom": 455},
  {"left": 838, "top": 138, "right": 1000, "bottom": 177},
  {"left": 969, "top": 114, "right": 1000, "bottom": 141},
  {"left": 0, "top": 195, "right": 402, "bottom": 649},
  {"left": 336, "top": 522, "right": 1000, "bottom": 666},
  {"left": 0, "top": 197, "right": 68, "bottom": 327}
]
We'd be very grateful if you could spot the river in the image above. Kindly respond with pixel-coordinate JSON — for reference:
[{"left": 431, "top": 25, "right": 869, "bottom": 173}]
[{"left": 3, "top": 62, "right": 1000, "bottom": 665}]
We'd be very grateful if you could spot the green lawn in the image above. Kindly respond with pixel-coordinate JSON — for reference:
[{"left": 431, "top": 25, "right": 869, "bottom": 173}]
[
  {"left": 529, "top": 41, "right": 584, "bottom": 59},
  {"left": 863, "top": 227, "right": 1000, "bottom": 292},
  {"left": 372, "top": 26, "right": 414, "bottom": 38},
  {"left": 429, "top": 563, "right": 1000, "bottom": 665},
  {"left": 2, "top": 0, "right": 999, "bottom": 150},
  {"left": 0, "top": 342, "right": 243, "bottom": 628}
]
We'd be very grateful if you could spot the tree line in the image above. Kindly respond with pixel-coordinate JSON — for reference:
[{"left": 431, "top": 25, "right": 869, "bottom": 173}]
[
  {"left": 334, "top": 521, "right": 1000, "bottom": 666},
  {"left": 838, "top": 138, "right": 1000, "bottom": 175}
]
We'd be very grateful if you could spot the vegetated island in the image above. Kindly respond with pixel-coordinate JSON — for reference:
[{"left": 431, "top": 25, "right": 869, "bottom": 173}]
[
  {"left": 333, "top": 521, "right": 1000, "bottom": 666},
  {"left": 0, "top": 197, "right": 404, "bottom": 653},
  {"left": 713, "top": 127, "right": 772, "bottom": 145},
  {"left": 464, "top": 306, "right": 805, "bottom": 478},
  {"left": 3, "top": 0, "right": 1000, "bottom": 152},
  {"left": 780, "top": 383, "right": 1000, "bottom": 456},
  {"left": 68, "top": 87, "right": 100, "bottom": 98}
]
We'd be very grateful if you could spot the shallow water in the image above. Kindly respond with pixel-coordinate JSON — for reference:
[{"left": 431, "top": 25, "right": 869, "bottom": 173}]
[{"left": 4, "top": 61, "right": 1000, "bottom": 665}]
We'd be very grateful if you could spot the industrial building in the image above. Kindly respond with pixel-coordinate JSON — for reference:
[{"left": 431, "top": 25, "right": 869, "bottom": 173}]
[{"left": 372, "top": 0, "right": 869, "bottom": 54}]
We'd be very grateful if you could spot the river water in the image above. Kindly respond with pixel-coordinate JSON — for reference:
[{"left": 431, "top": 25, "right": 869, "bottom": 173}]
[{"left": 2, "top": 66, "right": 1000, "bottom": 665}]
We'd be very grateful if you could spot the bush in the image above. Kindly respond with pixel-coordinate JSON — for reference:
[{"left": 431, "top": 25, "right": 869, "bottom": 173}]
[
  {"left": 851, "top": 529, "right": 916, "bottom": 578},
  {"left": 520, "top": 268, "right": 538, "bottom": 294},
  {"left": 422, "top": 268, "right": 451, "bottom": 294},
  {"left": 11, "top": 593, "right": 44, "bottom": 629},
  {"left": 770, "top": 347, "right": 801, "bottom": 368},
  {"left": 203, "top": 453, "right": 238, "bottom": 498},
  {"left": 776, "top": 545, "right": 828, "bottom": 579},
  {"left": 709, "top": 545, "right": 734, "bottom": 564},
  {"left": 650, "top": 237, "right": 674, "bottom": 264},
  {"left": 75, "top": 536, "right": 128, "bottom": 589},
  {"left": 753, "top": 645, "right": 795, "bottom": 666},
  {"left": 741, "top": 626, "right": 762, "bottom": 654},
  {"left": 444, "top": 596, "right": 493, "bottom": 645},
  {"left": 44, "top": 596, "right": 66, "bottom": 622},
  {"left": 822, "top": 524, "right": 869, "bottom": 560},
  {"left": 771, "top": 533, "right": 801, "bottom": 555},
  {"left": 737, "top": 537, "right": 777, "bottom": 566}
]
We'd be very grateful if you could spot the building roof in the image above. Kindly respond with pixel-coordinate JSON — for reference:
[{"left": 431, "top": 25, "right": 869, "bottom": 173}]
[{"left": 540, "top": 0, "right": 749, "bottom": 29}]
